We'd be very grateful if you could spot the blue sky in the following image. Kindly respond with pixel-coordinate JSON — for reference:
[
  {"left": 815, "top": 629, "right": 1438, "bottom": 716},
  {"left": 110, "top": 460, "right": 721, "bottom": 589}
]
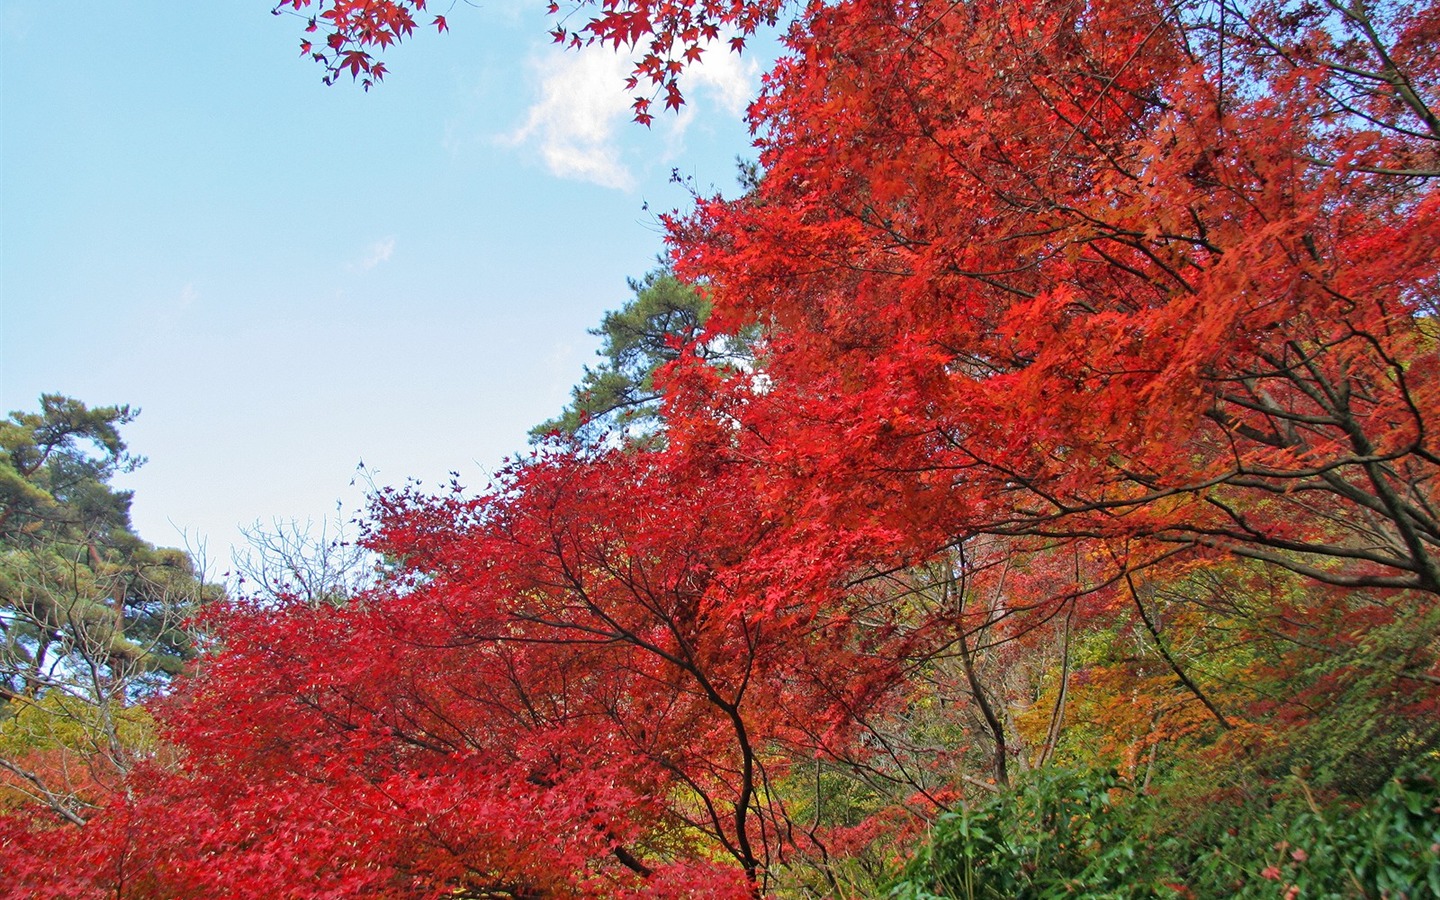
[{"left": 1, "top": 1, "right": 766, "bottom": 572}]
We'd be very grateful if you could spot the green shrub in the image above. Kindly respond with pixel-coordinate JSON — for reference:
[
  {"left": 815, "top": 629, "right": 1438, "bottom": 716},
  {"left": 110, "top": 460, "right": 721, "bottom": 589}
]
[{"left": 890, "top": 765, "right": 1439, "bottom": 899}]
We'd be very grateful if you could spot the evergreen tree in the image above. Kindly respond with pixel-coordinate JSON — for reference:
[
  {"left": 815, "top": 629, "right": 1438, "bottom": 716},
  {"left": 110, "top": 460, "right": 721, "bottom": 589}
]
[
  {"left": 0, "top": 395, "right": 220, "bottom": 824},
  {"left": 530, "top": 269, "right": 747, "bottom": 447}
]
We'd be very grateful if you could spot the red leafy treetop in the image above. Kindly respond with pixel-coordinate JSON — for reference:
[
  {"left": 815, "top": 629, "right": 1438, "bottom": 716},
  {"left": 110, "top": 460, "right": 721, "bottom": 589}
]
[
  {"left": 665, "top": 0, "right": 1440, "bottom": 596},
  {"left": 7, "top": 2, "right": 1440, "bottom": 893},
  {"left": 1, "top": 446, "right": 917, "bottom": 898},
  {"left": 274, "top": 0, "right": 786, "bottom": 117},
  {"left": 275, "top": 0, "right": 443, "bottom": 89}
]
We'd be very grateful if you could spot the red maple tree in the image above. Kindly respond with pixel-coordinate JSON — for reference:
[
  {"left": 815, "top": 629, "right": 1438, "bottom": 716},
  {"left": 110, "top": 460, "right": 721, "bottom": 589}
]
[
  {"left": 273, "top": 0, "right": 785, "bottom": 117},
  {"left": 6, "top": 0, "right": 1437, "bottom": 895},
  {"left": 4, "top": 449, "right": 917, "bottom": 897},
  {"left": 667, "top": 0, "right": 1440, "bottom": 596}
]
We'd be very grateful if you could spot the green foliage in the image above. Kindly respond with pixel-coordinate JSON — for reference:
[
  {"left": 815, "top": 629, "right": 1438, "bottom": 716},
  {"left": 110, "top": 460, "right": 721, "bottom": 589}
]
[
  {"left": 0, "top": 394, "right": 140, "bottom": 545},
  {"left": 1177, "top": 769, "right": 1440, "bottom": 899},
  {"left": 531, "top": 269, "right": 709, "bottom": 445},
  {"left": 769, "top": 766, "right": 903, "bottom": 899},
  {"left": 890, "top": 769, "right": 1175, "bottom": 900},
  {"left": 531, "top": 269, "right": 753, "bottom": 447},
  {"left": 0, "top": 397, "right": 218, "bottom": 700},
  {"left": 0, "top": 395, "right": 219, "bottom": 823},
  {"left": 890, "top": 763, "right": 1440, "bottom": 900},
  {"left": 0, "top": 691, "right": 156, "bottom": 756}
]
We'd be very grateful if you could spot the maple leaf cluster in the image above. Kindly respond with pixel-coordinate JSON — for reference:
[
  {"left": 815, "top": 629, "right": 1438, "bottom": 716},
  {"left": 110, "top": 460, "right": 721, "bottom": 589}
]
[
  {"left": 6, "top": 0, "right": 1440, "bottom": 895},
  {"left": 275, "top": 0, "right": 447, "bottom": 89},
  {"left": 669, "top": 0, "right": 1440, "bottom": 595},
  {"left": 280, "top": 0, "right": 782, "bottom": 117}
]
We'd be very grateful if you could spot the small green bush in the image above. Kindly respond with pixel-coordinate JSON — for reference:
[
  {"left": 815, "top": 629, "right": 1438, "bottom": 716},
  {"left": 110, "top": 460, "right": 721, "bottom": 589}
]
[{"left": 890, "top": 765, "right": 1439, "bottom": 899}]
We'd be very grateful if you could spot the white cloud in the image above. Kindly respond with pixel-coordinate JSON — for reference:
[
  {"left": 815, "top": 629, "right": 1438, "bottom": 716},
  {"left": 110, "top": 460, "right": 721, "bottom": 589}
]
[
  {"left": 506, "top": 35, "right": 759, "bottom": 190},
  {"left": 684, "top": 41, "right": 758, "bottom": 117},
  {"left": 357, "top": 237, "right": 396, "bottom": 271},
  {"left": 505, "top": 46, "right": 637, "bottom": 190}
]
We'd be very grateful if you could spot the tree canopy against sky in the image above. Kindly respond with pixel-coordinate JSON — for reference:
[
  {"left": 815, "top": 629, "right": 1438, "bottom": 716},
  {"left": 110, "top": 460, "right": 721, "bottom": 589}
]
[
  {"left": 667, "top": 0, "right": 1440, "bottom": 593},
  {"left": 1, "top": 1, "right": 762, "bottom": 571},
  {"left": 529, "top": 269, "right": 713, "bottom": 445},
  {"left": 0, "top": 396, "right": 221, "bottom": 829},
  {"left": 3, "top": 0, "right": 1437, "bottom": 897},
  {"left": 275, "top": 0, "right": 784, "bottom": 120}
]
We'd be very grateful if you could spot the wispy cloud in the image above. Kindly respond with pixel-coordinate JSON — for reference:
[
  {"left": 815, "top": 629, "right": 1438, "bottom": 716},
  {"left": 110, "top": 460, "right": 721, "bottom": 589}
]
[
  {"left": 506, "top": 36, "right": 759, "bottom": 190},
  {"left": 505, "top": 47, "right": 637, "bottom": 190},
  {"left": 683, "top": 41, "right": 758, "bottom": 117},
  {"left": 357, "top": 237, "right": 396, "bottom": 271}
]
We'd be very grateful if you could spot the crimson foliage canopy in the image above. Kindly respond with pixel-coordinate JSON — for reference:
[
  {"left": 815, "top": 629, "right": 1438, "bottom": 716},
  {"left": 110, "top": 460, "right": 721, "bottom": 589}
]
[{"left": 6, "top": 0, "right": 1438, "bottom": 896}]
